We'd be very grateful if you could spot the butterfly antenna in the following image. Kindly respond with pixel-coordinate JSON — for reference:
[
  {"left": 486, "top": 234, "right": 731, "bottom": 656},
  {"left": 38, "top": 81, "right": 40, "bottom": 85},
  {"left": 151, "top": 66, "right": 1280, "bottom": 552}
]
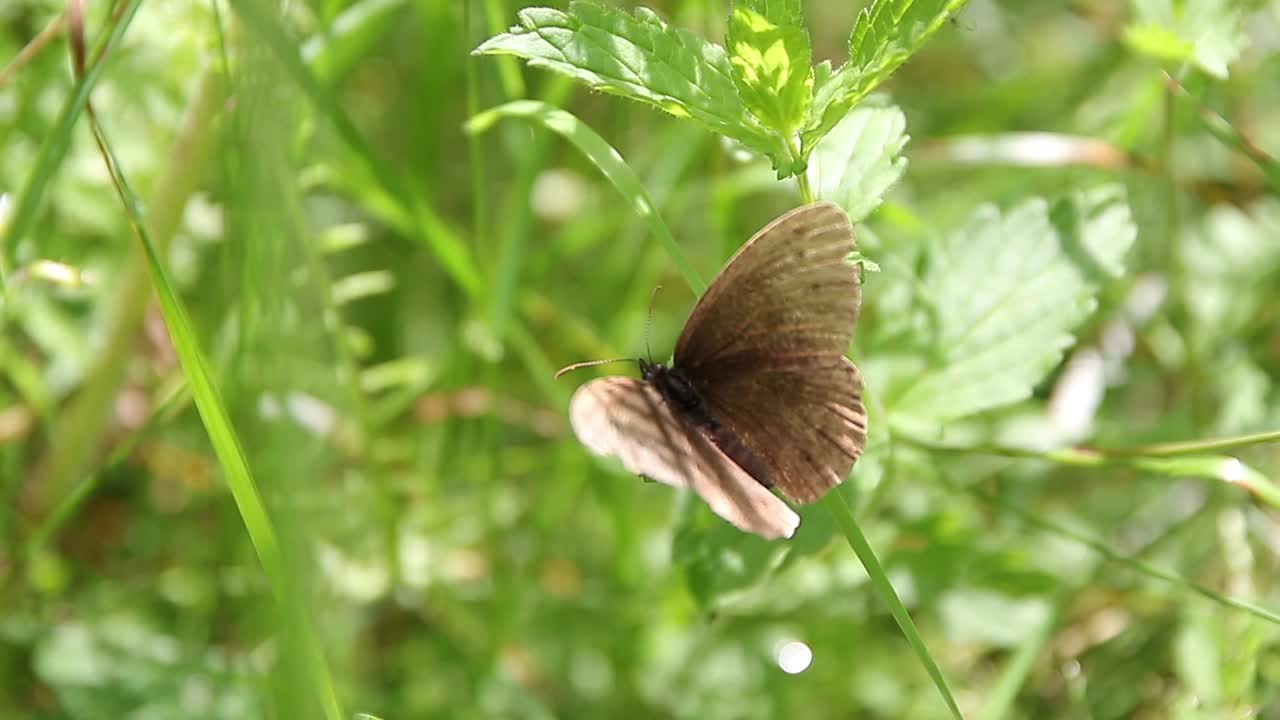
[
  {"left": 645, "top": 285, "right": 663, "bottom": 363},
  {"left": 554, "top": 358, "right": 634, "bottom": 379}
]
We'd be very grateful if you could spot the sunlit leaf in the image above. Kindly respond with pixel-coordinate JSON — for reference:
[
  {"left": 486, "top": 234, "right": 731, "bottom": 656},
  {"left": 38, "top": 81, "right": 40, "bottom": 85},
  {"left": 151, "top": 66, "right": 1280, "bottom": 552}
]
[
  {"left": 727, "top": 0, "right": 812, "bottom": 137},
  {"left": 806, "top": 103, "right": 908, "bottom": 223},
  {"left": 474, "top": 2, "right": 792, "bottom": 172},
  {"left": 1124, "top": 0, "right": 1246, "bottom": 78}
]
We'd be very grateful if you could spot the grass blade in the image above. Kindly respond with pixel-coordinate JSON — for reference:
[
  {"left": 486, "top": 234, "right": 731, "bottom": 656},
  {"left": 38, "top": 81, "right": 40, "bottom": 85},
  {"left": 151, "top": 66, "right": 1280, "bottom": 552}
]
[
  {"left": 824, "top": 493, "right": 965, "bottom": 720},
  {"left": 0, "top": 0, "right": 143, "bottom": 287},
  {"left": 467, "top": 99, "right": 705, "bottom": 295},
  {"left": 81, "top": 71, "right": 344, "bottom": 720},
  {"left": 227, "top": 0, "right": 482, "bottom": 297}
]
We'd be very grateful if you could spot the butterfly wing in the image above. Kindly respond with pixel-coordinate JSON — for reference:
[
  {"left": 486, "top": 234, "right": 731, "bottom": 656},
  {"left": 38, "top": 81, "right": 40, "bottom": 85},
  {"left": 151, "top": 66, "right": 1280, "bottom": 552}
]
[
  {"left": 569, "top": 376, "right": 800, "bottom": 539},
  {"left": 675, "top": 202, "right": 861, "bottom": 367},
  {"left": 698, "top": 357, "right": 866, "bottom": 503},
  {"left": 674, "top": 202, "right": 867, "bottom": 503}
]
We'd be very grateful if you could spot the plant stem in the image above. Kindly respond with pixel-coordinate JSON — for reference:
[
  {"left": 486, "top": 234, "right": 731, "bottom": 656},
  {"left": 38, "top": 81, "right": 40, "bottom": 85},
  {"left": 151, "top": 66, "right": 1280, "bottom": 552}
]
[
  {"left": 900, "top": 427, "right": 1280, "bottom": 462},
  {"left": 823, "top": 493, "right": 964, "bottom": 720},
  {"left": 790, "top": 134, "right": 813, "bottom": 203},
  {"left": 900, "top": 431, "right": 1280, "bottom": 510}
]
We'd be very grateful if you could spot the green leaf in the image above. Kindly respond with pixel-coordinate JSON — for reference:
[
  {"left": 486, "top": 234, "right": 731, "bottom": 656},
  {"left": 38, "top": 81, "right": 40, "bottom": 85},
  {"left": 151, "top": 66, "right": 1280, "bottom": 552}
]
[
  {"left": 891, "top": 185, "right": 1136, "bottom": 424},
  {"left": 473, "top": 2, "right": 791, "bottom": 173},
  {"left": 801, "top": 0, "right": 968, "bottom": 154},
  {"left": 806, "top": 104, "right": 908, "bottom": 223},
  {"left": 1124, "top": 0, "right": 1246, "bottom": 79},
  {"left": 726, "top": 0, "right": 813, "bottom": 136}
]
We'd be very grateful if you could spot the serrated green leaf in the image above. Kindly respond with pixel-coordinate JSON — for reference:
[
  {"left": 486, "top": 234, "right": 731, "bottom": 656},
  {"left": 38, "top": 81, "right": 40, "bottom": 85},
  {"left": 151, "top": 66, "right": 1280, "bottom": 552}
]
[
  {"left": 801, "top": 0, "right": 968, "bottom": 154},
  {"left": 891, "top": 186, "right": 1136, "bottom": 423},
  {"left": 806, "top": 104, "right": 908, "bottom": 222},
  {"left": 726, "top": 0, "right": 813, "bottom": 136},
  {"left": 1125, "top": 0, "right": 1245, "bottom": 79},
  {"left": 473, "top": 2, "right": 791, "bottom": 173}
]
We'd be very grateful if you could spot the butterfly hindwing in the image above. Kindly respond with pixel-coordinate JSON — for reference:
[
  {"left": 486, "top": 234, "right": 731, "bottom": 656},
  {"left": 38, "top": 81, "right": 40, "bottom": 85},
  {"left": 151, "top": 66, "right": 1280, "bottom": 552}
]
[
  {"left": 568, "top": 376, "right": 800, "bottom": 539},
  {"left": 695, "top": 357, "right": 866, "bottom": 503}
]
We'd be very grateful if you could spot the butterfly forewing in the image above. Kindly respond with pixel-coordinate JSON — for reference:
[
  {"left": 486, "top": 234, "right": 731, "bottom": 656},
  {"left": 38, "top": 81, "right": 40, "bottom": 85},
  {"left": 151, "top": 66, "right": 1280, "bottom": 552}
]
[
  {"left": 675, "top": 202, "right": 860, "bottom": 370},
  {"left": 674, "top": 202, "right": 867, "bottom": 504},
  {"left": 569, "top": 377, "right": 801, "bottom": 539}
]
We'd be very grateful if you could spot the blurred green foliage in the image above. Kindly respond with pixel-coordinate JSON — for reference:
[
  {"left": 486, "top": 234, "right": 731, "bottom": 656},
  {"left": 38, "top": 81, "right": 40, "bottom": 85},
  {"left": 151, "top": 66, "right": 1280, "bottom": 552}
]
[{"left": 2, "top": 0, "right": 1280, "bottom": 718}]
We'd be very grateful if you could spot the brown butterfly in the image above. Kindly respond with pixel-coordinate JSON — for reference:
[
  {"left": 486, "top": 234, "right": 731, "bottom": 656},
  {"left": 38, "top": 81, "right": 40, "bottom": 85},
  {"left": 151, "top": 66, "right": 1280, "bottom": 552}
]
[{"left": 566, "top": 202, "right": 867, "bottom": 539}]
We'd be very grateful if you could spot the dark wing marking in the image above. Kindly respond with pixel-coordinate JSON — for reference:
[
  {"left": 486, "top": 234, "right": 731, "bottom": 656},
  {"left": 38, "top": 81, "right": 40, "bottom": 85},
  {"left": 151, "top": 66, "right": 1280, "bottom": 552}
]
[
  {"left": 674, "top": 202, "right": 860, "bottom": 371},
  {"left": 697, "top": 357, "right": 866, "bottom": 503},
  {"left": 568, "top": 377, "right": 800, "bottom": 539}
]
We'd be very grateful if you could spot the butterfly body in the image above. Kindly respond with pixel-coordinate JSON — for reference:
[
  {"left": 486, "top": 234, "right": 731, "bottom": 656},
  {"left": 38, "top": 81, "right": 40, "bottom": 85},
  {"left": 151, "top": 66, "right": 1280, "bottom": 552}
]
[
  {"left": 639, "top": 359, "right": 709, "bottom": 424},
  {"left": 568, "top": 203, "right": 867, "bottom": 539},
  {"left": 641, "top": 358, "right": 774, "bottom": 490}
]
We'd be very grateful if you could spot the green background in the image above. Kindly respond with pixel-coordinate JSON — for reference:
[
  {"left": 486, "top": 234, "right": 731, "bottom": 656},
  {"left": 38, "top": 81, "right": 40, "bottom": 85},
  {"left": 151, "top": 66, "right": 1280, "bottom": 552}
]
[{"left": 2, "top": 0, "right": 1280, "bottom": 718}]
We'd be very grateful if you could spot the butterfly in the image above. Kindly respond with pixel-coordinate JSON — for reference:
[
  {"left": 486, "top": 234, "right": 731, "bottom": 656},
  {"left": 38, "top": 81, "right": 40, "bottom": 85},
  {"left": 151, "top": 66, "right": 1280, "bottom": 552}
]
[{"left": 566, "top": 202, "right": 867, "bottom": 539}]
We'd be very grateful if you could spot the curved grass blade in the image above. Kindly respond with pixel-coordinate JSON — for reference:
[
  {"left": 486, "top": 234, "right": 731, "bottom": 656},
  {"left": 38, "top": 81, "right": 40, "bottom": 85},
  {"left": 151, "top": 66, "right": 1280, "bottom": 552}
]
[
  {"left": 301, "top": 0, "right": 408, "bottom": 83},
  {"left": 227, "top": 0, "right": 482, "bottom": 297},
  {"left": 909, "top": 434, "right": 1280, "bottom": 512},
  {"left": 0, "top": 0, "right": 144, "bottom": 288},
  {"left": 1164, "top": 71, "right": 1280, "bottom": 190},
  {"left": 467, "top": 99, "right": 704, "bottom": 296}
]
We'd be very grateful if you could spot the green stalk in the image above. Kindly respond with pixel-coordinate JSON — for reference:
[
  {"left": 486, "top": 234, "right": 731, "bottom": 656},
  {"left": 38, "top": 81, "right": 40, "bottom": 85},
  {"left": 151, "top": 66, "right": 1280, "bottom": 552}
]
[
  {"left": 901, "top": 432, "right": 1280, "bottom": 511},
  {"left": 969, "top": 484, "right": 1280, "bottom": 626},
  {"left": 824, "top": 494, "right": 965, "bottom": 720},
  {"left": 789, "top": 134, "right": 813, "bottom": 204}
]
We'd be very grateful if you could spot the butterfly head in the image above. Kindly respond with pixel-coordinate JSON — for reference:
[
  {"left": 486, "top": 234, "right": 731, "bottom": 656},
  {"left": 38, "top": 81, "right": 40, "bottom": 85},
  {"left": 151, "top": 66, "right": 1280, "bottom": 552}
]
[
  {"left": 639, "top": 357, "right": 676, "bottom": 384},
  {"left": 638, "top": 357, "right": 659, "bottom": 380}
]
